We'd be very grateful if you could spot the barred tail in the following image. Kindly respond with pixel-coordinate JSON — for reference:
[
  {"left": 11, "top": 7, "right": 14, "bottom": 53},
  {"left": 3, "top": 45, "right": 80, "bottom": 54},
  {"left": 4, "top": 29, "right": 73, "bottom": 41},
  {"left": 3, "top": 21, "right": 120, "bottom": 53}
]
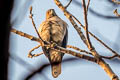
[{"left": 51, "top": 62, "right": 61, "bottom": 78}]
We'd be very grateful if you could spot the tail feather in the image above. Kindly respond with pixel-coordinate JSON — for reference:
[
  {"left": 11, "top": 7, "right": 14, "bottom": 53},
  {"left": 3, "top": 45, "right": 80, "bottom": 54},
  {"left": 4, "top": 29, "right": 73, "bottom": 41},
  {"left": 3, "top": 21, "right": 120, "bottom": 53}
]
[{"left": 51, "top": 62, "right": 61, "bottom": 78}]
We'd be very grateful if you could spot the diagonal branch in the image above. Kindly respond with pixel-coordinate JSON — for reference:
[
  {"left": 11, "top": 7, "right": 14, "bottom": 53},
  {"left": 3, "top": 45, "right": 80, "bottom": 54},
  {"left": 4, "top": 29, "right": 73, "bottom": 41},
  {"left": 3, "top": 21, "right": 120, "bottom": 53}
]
[
  {"left": 86, "top": 0, "right": 90, "bottom": 13},
  {"left": 29, "top": 6, "right": 45, "bottom": 46},
  {"left": 67, "top": 45, "right": 91, "bottom": 55},
  {"left": 67, "top": 45, "right": 120, "bottom": 59},
  {"left": 11, "top": 28, "right": 40, "bottom": 42},
  {"left": 82, "top": 0, "right": 91, "bottom": 50},
  {"left": 65, "top": 0, "right": 72, "bottom": 9}
]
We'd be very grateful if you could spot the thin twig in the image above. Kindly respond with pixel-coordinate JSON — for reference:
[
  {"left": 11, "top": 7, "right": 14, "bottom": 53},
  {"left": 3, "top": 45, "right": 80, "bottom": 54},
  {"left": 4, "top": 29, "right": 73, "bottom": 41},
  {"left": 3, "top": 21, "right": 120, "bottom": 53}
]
[
  {"left": 29, "top": 6, "right": 45, "bottom": 46},
  {"left": 101, "top": 55, "right": 118, "bottom": 59},
  {"left": 65, "top": 0, "right": 72, "bottom": 9},
  {"left": 89, "top": 32, "right": 120, "bottom": 59},
  {"left": 67, "top": 45, "right": 91, "bottom": 55},
  {"left": 82, "top": 0, "right": 100, "bottom": 58},
  {"left": 67, "top": 45, "right": 120, "bottom": 59},
  {"left": 82, "top": 0, "right": 91, "bottom": 48},
  {"left": 86, "top": 0, "right": 90, "bottom": 12}
]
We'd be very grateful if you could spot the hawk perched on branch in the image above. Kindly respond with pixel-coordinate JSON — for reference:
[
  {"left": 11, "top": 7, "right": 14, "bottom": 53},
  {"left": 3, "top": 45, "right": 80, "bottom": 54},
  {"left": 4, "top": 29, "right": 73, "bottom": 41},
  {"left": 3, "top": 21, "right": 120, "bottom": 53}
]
[{"left": 38, "top": 9, "right": 68, "bottom": 78}]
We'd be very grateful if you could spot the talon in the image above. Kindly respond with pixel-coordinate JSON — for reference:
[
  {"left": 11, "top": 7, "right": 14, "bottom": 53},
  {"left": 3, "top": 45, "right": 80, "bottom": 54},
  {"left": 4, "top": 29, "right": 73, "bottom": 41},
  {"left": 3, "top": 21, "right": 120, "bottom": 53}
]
[{"left": 51, "top": 42, "right": 57, "bottom": 48}]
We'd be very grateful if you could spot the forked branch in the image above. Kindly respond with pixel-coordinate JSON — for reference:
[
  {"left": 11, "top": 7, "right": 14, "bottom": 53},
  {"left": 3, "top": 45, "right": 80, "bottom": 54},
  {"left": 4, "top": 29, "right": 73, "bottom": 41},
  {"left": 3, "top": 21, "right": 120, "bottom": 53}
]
[
  {"left": 86, "top": 0, "right": 90, "bottom": 12},
  {"left": 72, "top": 14, "right": 120, "bottom": 59},
  {"left": 82, "top": 0, "right": 100, "bottom": 58}
]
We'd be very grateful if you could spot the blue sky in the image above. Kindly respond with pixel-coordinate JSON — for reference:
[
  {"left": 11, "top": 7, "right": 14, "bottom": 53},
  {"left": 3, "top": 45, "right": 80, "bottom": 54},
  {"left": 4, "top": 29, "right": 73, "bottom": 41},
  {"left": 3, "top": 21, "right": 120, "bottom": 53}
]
[{"left": 10, "top": 0, "right": 120, "bottom": 80}]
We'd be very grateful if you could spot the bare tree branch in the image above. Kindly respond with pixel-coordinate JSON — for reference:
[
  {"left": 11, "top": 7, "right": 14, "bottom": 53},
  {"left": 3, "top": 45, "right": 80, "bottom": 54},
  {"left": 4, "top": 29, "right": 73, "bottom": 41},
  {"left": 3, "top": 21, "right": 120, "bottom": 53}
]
[
  {"left": 82, "top": 0, "right": 100, "bottom": 58},
  {"left": 72, "top": 12, "right": 120, "bottom": 59},
  {"left": 72, "top": 0, "right": 120, "bottom": 19},
  {"left": 86, "top": 0, "right": 90, "bottom": 12},
  {"left": 53, "top": 0, "right": 119, "bottom": 80},
  {"left": 29, "top": 6, "right": 45, "bottom": 46}
]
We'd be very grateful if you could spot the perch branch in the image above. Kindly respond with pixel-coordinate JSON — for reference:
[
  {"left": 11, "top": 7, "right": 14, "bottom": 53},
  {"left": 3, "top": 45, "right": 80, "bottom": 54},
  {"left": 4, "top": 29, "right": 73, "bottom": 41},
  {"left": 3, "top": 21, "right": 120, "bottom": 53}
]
[
  {"left": 11, "top": 29, "right": 96, "bottom": 62},
  {"left": 11, "top": 28, "right": 120, "bottom": 60}
]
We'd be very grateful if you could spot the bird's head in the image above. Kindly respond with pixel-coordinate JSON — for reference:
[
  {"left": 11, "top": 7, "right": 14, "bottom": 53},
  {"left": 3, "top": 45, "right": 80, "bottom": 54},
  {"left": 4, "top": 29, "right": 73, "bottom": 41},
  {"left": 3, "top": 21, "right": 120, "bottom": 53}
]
[{"left": 46, "top": 9, "right": 57, "bottom": 19}]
